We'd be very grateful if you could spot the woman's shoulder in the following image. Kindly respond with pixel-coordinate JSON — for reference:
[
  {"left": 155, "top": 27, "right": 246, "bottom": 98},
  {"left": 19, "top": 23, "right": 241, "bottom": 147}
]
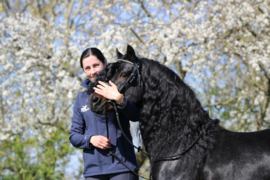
[{"left": 75, "top": 90, "right": 91, "bottom": 103}]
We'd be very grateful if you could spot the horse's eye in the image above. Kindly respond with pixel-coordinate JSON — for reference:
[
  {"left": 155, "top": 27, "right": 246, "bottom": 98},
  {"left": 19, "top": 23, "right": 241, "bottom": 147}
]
[{"left": 121, "top": 72, "right": 129, "bottom": 77}]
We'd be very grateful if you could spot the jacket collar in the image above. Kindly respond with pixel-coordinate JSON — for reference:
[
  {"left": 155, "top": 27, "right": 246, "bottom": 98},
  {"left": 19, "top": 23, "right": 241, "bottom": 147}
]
[{"left": 81, "top": 79, "right": 92, "bottom": 89}]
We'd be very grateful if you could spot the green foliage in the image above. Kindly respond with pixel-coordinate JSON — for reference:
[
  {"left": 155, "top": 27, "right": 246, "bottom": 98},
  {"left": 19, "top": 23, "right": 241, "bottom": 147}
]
[{"left": 0, "top": 128, "right": 74, "bottom": 180}]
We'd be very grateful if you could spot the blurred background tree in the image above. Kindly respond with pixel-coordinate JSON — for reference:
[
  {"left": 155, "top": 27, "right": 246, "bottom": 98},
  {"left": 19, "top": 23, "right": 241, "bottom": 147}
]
[{"left": 1, "top": 0, "right": 270, "bottom": 179}]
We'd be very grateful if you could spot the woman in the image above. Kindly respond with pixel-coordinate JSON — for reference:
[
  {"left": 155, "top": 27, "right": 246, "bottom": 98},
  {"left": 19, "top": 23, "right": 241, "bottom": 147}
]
[{"left": 69, "top": 48, "right": 139, "bottom": 180}]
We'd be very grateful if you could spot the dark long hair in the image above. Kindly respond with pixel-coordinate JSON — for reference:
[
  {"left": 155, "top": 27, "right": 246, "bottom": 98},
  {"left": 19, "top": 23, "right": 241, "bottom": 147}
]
[
  {"left": 135, "top": 58, "right": 220, "bottom": 179},
  {"left": 80, "top": 47, "right": 106, "bottom": 68}
]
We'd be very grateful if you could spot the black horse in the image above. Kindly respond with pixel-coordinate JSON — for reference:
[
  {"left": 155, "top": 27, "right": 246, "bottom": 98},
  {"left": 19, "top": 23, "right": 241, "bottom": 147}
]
[{"left": 89, "top": 45, "right": 270, "bottom": 180}]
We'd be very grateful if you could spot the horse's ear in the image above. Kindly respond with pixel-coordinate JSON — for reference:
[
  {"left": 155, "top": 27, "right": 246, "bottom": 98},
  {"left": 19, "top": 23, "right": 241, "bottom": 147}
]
[
  {"left": 116, "top": 48, "right": 123, "bottom": 59},
  {"left": 126, "top": 45, "right": 137, "bottom": 64}
]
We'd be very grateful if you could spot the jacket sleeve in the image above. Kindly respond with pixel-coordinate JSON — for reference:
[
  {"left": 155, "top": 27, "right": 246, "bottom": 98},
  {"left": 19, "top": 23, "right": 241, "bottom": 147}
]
[
  {"left": 117, "top": 97, "right": 140, "bottom": 122},
  {"left": 69, "top": 94, "right": 94, "bottom": 149}
]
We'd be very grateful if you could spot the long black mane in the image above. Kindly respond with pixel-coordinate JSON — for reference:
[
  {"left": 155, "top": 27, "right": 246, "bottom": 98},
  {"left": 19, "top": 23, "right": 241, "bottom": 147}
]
[{"left": 137, "top": 58, "right": 221, "bottom": 177}]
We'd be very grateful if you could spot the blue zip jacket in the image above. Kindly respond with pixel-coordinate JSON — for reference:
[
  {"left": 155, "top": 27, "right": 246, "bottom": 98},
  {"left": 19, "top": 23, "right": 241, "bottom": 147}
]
[{"left": 69, "top": 79, "right": 139, "bottom": 177}]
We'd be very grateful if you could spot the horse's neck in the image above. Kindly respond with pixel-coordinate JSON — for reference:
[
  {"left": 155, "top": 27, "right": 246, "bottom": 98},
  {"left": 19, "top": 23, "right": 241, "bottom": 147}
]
[{"left": 139, "top": 60, "right": 213, "bottom": 155}]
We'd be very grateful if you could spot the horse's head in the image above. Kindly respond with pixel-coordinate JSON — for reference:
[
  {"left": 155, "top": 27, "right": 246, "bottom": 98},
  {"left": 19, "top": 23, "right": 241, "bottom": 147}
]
[{"left": 89, "top": 45, "right": 142, "bottom": 115}]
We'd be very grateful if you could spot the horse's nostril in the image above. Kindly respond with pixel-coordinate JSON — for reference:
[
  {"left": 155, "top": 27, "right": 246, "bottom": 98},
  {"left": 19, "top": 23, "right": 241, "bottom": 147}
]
[{"left": 93, "top": 96, "right": 100, "bottom": 104}]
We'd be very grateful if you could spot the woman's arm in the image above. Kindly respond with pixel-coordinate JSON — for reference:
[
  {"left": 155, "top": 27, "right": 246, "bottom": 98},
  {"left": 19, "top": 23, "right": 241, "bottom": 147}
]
[
  {"left": 94, "top": 81, "right": 140, "bottom": 121},
  {"left": 117, "top": 97, "right": 140, "bottom": 121},
  {"left": 69, "top": 94, "right": 94, "bottom": 149},
  {"left": 69, "top": 93, "right": 112, "bottom": 150}
]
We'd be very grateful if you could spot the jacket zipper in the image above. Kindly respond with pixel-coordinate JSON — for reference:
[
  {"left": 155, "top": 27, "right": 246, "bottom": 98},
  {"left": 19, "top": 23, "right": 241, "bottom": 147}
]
[{"left": 94, "top": 114, "right": 104, "bottom": 175}]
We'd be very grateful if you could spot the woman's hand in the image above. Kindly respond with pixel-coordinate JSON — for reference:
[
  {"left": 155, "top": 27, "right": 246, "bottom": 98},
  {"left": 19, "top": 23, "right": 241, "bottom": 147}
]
[
  {"left": 90, "top": 135, "right": 111, "bottom": 150},
  {"left": 94, "top": 81, "right": 124, "bottom": 103}
]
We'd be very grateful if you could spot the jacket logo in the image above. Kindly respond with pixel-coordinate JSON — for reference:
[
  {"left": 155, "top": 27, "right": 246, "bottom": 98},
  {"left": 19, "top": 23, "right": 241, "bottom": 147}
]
[{"left": 81, "top": 105, "right": 89, "bottom": 112}]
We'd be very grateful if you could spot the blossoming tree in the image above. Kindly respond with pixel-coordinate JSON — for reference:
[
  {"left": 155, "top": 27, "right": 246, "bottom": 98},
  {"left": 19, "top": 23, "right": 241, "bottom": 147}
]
[{"left": 1, "top": 0, "right": 270, "bottom": 178}]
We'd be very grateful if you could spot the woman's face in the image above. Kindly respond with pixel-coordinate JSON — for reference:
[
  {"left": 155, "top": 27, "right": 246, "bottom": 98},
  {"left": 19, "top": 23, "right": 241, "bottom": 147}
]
[{"left": 82, "top": 55, "right": 106, "bottom": 82}]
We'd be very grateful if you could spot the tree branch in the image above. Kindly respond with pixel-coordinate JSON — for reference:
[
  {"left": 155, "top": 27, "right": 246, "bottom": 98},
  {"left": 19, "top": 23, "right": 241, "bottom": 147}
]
[
  {"left": 137, "top": 0, "right": 152, "bottom": 18},
  {"left": 0, "top": 150, "right": 16, "bottom": 161},
  {"left": 37, "top": 119, "right": 70, "bottom": 134},
  {"left": 258, "top": 62, "right": 270, "bottom": 81},
  {"left": 203, "top": 90, "right": 256, "bottom": 108},
  {"left": 130, "top": 28, "right": 145, "bottom": 45}
]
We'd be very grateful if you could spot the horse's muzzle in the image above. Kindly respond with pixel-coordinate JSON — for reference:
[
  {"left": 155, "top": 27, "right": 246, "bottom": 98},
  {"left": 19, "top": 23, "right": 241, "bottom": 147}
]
[{"left": 89, "top": 93, "right": 112, "bottom": 115}]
